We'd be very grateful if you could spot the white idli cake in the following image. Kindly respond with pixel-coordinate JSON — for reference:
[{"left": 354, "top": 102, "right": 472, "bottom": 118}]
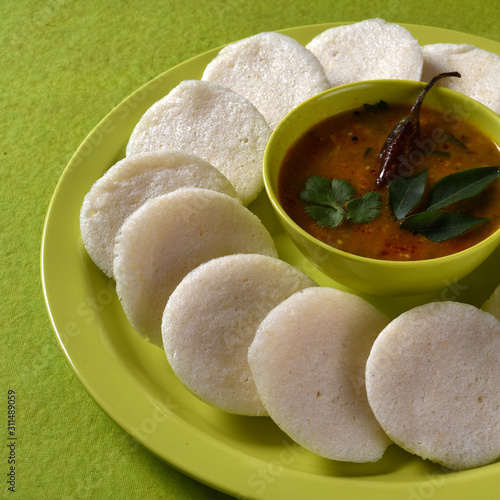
[
  {"left": 306, "top": 18, "right": 423, "bottom": 86},
  {"left": 421, "top": 43, "right": 500, "bottom": 114},
  {"left": 125, "top": 80, "right": 271, "bottom": 205},
  {"left": 201, "top": 31, "right": 331, "bottom": 129},
  {"left": 248, "top": 287, "right": 391, "bottom": 462},
  {"left": 162, "top": 254, "right": 316, "bottom": 416},
  {"left": 113, "top": 188, "right": 278, "bottom": 347},
  {"left": 366, "top": 301, "right": 500, "bottom": 470},
  {"left": 80, "top": 150, "right": 238, "bottom": 278},
  {"left": 483, "top": 284, "right": 500, "bottom": 321}
]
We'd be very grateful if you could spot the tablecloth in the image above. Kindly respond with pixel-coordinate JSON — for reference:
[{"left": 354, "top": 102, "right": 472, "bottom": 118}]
[{"left": 2, "top": 0, "right": 500, "bottom": 498}]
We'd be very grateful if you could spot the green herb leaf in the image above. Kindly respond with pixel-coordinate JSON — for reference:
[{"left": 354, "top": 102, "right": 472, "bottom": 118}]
[
  {"left": 418, "top": 149, "right": 451, "bottom": 157},
  {"left": 299, "top": 176, "right": 335, "bottom": 205},
  {"left": 443, "top": 131, "right": 467, "bottom": 150},
  {"left": 346, "top": 191, "right": 382, "bottom": 223},
  {"left": 389, "top": 170, "right": 428, "bottom": 221},
  {"left": 304, "top": 205, "right": 345, "bottom": 228},
  {"left": 400, "top": 211, "right": 489, "bottom": 241},
  {"left": 363, "top": 100, "right": 389, "bottom": 112},
  {"left": 329, "top": 179, "right": 356, "bottom": 205},
  {"left": 299, "top": 176, "right": 354, "bottom": 208},
  {"left": 426, "top": 166, "right": 500, "bottom": 211},
  {"left": 300, "top": 176, "right": 382, "bottom": 228}
]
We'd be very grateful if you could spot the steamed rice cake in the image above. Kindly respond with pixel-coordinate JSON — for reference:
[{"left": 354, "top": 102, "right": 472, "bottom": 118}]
[
  {"left": 483, "top": 284, "right": 500, "bottom": 321},
  {"left": 80, "top": 150, "right": 238, "bottom": 277},
  {"left": 306, "top": 18, "right": 423, "bottom": 86},
  {"left": 421, "top": 43, "right": 500, "bottom": 114},
  {"left": 162, "top": 254, "right": 316, "bottom": 415},
  {"left": 366, "top": 301, "right": 500, "bottom": 470},
  {"left": 113, "top": 188, "right": 277, "bottom": 347},
  {"left": 125, "top": 80, "right": 271, "bottom": 205},
  {"left": 201, "top": 31, "right": 331, "bottom": 129},
  {"left": 248, "top": 287, "right": 391, "bottom": 462}
]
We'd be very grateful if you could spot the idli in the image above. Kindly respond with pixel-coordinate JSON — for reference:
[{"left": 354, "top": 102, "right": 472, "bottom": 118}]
[
  {"left": 421, "top": 43, "right": 500, "bottom": 114},
  {"left": 113, "top": 188, "right": 277, "bottom": 347},
  {"left": 483, "top": 284, "right": 500, "bottom": 321},
  {"left": 80, "top": 150, "right": 238, "bottom": 277},
  {"left": 306, "top": 18, "right": 423, "bottom": 86},
  {"left": 248, "top": 287, "right": 391, "bottom": 462},
  {"left": 201, "top": 31, "right": 331, "bottom": 129},
  {"left": 162, "top": 254, "right": 316, "bottom": 415},
  {"left": 125, "top": 80, "right": 271, "bottom": 205},
  {"left": 366, "top": 301, "right": 500, "bottom": 470}
]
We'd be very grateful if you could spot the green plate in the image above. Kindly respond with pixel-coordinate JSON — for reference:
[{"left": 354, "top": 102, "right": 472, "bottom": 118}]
[{"left": 41, "top": 23, "right": 500, "bottom": 499}]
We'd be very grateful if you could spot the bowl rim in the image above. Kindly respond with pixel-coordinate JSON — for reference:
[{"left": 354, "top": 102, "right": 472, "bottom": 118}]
[{"left": 263, "top": 79, "right": 500, "bottom": 268}]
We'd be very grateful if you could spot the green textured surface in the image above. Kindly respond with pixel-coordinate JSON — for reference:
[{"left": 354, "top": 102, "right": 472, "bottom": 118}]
[{"left": 2, "top": 1, "right": 500, "bottom": 499}]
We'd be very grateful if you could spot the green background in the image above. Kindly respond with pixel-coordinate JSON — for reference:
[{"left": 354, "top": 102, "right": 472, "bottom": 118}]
[{"left": 2, "top": 1, "right": 500, "bottom": 498}]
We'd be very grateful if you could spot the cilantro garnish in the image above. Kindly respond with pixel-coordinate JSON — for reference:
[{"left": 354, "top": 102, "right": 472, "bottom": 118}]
[{"left": 299, "top": 176, "right": 382, "bottom": 228}]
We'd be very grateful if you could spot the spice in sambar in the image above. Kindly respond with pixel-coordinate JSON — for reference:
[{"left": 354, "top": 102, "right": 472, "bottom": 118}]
[{"left": 278, "top": 102, "right": 500, "bottom": 261}]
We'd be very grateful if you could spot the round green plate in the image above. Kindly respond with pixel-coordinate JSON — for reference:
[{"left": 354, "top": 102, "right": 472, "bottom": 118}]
[{"left": 41, "top": 23, "right": 500, "bottom": 500}]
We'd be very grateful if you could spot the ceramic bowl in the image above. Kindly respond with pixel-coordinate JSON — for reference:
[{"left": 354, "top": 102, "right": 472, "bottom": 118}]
[{"left": 263, "top": 80, "right": 500, "bottom": 296}]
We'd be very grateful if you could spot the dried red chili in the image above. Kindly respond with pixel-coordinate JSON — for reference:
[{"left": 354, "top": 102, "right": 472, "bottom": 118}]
[{"left": 375, "top": 72, "right": 461, "bottom": 188}]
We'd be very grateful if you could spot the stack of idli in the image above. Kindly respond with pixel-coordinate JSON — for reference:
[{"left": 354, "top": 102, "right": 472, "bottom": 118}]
[
  {"left": 124, "top": 31, "right": 334, "bottom": 203},
  {"left": 113, "top": 188, "right": 277, "bottom": 347},
  {"left": 80, "top": 150, "right": 238, "bottom": 278},
  {"left": 80, "top": 148, "right": 279, "bottom": 348},
  {"left": 306, "top": 19, "right": 500, "bottom": 116}
]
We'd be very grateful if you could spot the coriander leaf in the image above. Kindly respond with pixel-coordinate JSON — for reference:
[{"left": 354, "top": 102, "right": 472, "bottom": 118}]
[
  {"left": 389, "top": 170, "right": 428, "bottom": 221},
  {"left": 330, "top": 179, "right": 356, "bottom": 205},
  {"left": 400, "top": 210, "right": 489, "bottom": 241},
  {"left": 425, "top": 166, "right": 500, "bottom": 211},
  {"left": 299, "top": 176, "right": 335, "bottom": 205},
  {"left": 299, "top": 176, "right": 355, "bottom": 209},
  {"left": 346, "top": 191, "right": 382, "bottom": 223},
  {"left": 305, "top": 205, "right": 345, "bottom": 228},
  {"left": 300, "top": 176, "right": 382, "bottom": 228}
]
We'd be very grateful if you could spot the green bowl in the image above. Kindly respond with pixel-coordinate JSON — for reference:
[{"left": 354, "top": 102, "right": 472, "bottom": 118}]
[{"left": 263, "top": 80, "right": 500, "bottom": 296}]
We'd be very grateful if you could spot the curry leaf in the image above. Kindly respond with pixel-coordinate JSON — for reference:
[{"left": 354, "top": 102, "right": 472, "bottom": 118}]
[
  {"left": 400, "top": 211, "right": 489, "bottom": 241},
  {"left": 389, "top": 170, "right": 428, "bottom": 221},
  {"left": 443, "top": 130, "right": 468, "bottom": 150},
  {"left": 425, "top": 166, "right": 500, "bottom": 211},
  {"left": 346, "top": 192, "right": 382, "bottom": 223}
]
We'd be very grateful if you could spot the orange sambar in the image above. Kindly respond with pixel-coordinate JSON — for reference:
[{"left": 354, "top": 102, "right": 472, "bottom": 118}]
[{"left": 278, "top": 102, "right": 500, "bottom": 261}]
